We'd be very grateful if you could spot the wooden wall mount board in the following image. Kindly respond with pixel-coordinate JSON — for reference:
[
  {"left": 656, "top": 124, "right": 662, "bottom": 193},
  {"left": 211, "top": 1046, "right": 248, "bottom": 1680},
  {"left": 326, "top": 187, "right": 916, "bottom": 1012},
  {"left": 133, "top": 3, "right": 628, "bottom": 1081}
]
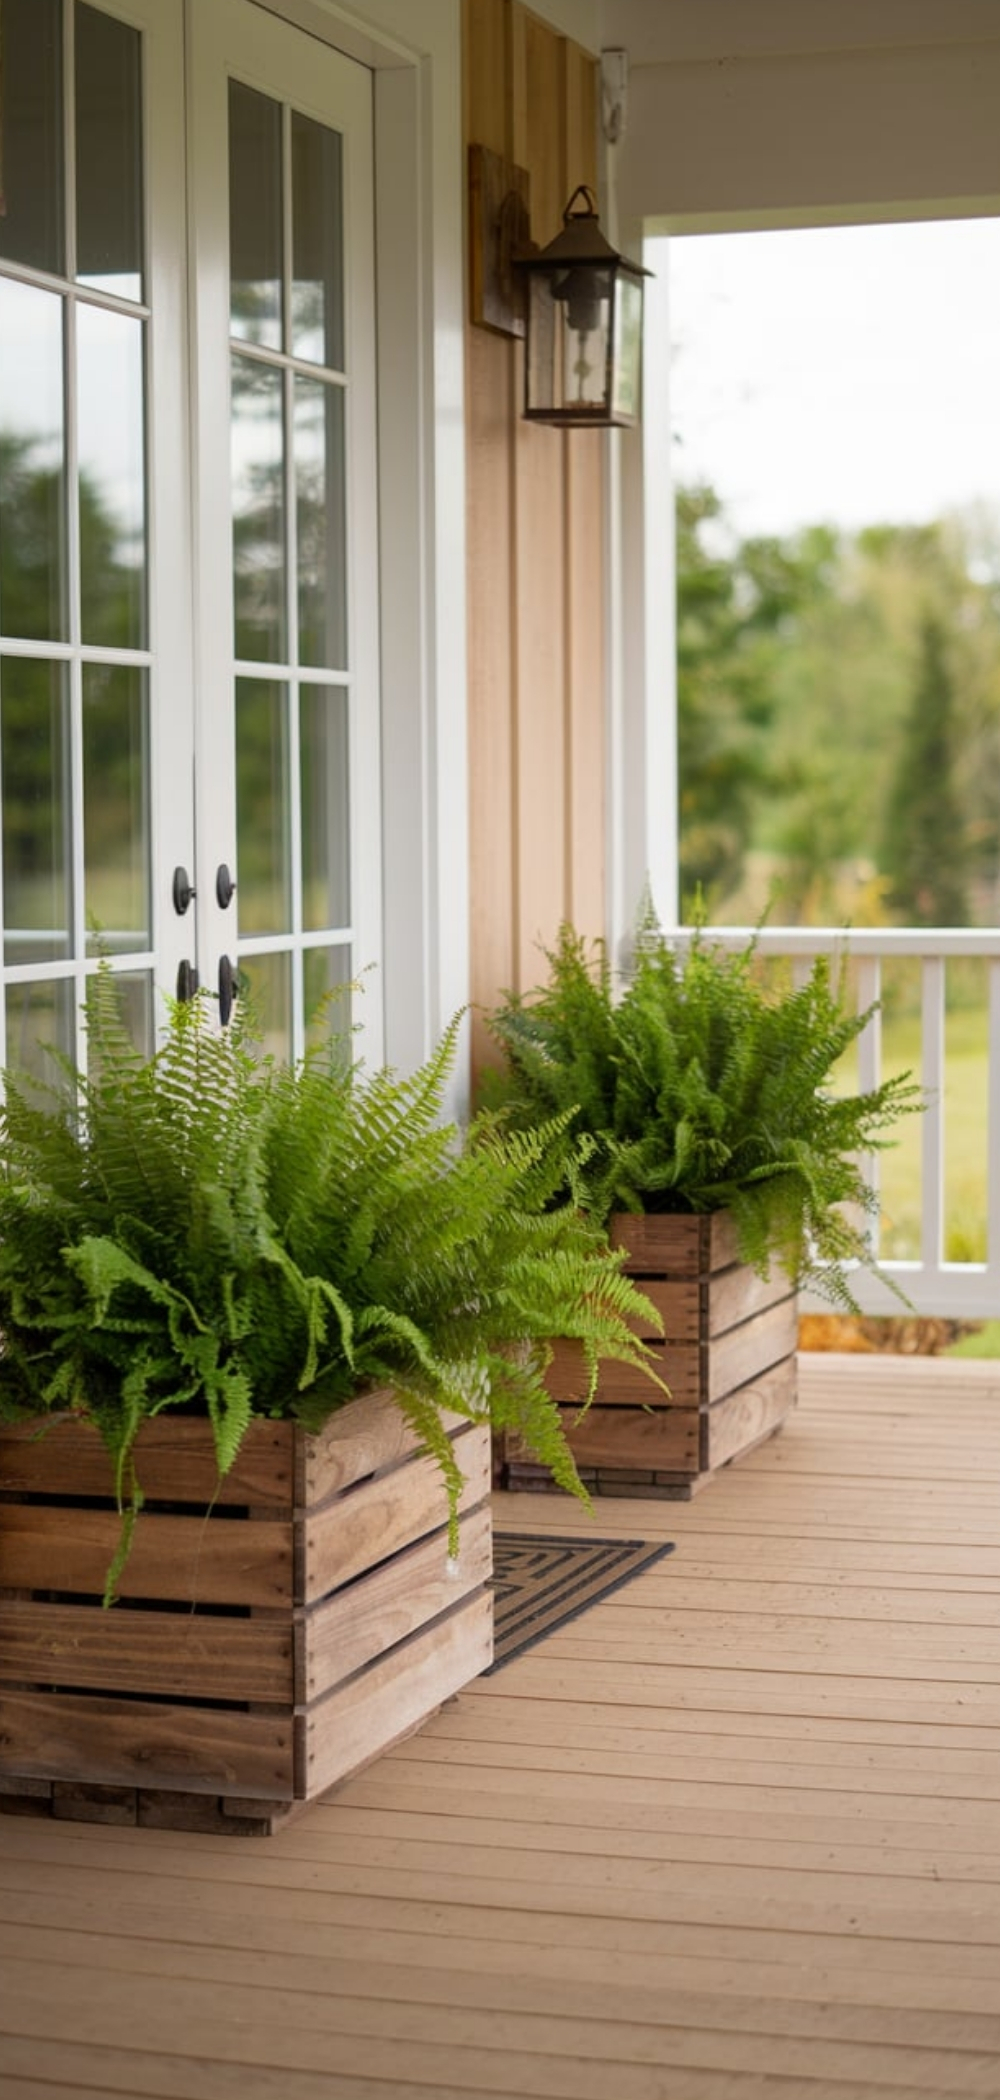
[
  {"left": 468, "top": 142, "right": 530, "bottom": 338},
  {"left": 0, "top": 1391, "right": 492, "bottom": 1835},
  {"left": 503, "top": 1211, "right": 798, "bottom": 1499}
]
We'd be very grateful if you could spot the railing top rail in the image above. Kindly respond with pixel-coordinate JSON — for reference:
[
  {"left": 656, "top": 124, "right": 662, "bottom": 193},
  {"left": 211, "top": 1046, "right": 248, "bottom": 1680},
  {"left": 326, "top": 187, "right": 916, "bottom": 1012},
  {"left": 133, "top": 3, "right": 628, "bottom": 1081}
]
[{"left": 664, "top": 926, "right": 1000, "bottom": 959}]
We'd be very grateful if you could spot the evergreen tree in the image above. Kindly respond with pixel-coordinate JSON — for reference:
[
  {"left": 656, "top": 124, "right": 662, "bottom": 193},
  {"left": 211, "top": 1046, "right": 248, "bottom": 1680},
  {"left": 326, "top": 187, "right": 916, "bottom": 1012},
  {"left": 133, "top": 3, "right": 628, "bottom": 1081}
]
[{"left": 881, "top": 614, "right": 970, "bottom": 926}]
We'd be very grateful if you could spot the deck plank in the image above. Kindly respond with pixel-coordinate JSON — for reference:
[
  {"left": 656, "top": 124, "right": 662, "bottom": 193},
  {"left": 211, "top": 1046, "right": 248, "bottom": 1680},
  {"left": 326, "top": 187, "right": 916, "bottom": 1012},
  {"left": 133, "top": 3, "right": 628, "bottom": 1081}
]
[{"left": 2, "top": 1352, "right": 1000, "bottom": 2096}]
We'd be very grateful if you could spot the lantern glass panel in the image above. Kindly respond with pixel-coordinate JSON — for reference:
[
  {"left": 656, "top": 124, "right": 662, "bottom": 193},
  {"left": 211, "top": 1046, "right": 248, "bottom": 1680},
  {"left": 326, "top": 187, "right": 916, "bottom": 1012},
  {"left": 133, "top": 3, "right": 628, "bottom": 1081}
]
[
  {"left": 611, "top": 272, "right": 644, "bottom": 425},
  {"left": 559, "top": 279, "right": 611, "bottom": 415}
]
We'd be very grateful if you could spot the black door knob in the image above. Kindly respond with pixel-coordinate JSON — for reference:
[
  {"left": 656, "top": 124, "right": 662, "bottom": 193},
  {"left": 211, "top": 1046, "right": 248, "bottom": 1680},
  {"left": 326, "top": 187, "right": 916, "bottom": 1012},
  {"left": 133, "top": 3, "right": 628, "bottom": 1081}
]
[{"left": 218, "top": 954, "right": 236, "bottom": 1026}]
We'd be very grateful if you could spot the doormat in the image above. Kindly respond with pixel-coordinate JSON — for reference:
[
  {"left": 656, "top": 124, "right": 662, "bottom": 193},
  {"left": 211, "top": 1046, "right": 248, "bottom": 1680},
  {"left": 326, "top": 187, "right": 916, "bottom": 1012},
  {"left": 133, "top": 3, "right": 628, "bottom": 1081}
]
[{"left": 486, "top": 1531, "right": 675, "bottom": 1674}]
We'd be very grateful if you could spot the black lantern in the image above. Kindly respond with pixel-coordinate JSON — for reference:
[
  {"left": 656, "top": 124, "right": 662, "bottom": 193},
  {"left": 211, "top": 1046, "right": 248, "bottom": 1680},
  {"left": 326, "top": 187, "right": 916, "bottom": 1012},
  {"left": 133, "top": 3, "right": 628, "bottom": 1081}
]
[{"left": 517, "top": 186, "right": 648, "bottom": 428}]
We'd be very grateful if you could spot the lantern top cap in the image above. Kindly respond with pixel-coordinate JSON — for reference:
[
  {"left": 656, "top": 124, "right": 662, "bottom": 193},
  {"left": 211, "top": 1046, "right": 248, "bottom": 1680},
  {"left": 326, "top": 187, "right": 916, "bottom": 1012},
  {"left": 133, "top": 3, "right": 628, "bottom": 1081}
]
[{"left": 522, "top": 184, "right": 650, "bottom": 277}]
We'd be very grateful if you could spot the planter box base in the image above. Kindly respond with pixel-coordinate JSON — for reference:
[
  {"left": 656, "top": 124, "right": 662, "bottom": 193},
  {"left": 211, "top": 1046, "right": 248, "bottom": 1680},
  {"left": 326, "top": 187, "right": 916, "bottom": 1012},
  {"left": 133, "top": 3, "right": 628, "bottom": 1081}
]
[
  {"left": 0, "top": 1391, "right": 492, "bottom": 1834},
  {"left": 504, "top": 1214, "right": 797, "bottom": 1499},
  {"left": 0, "top": 1697, "right": 442, "bottom": 1837}
]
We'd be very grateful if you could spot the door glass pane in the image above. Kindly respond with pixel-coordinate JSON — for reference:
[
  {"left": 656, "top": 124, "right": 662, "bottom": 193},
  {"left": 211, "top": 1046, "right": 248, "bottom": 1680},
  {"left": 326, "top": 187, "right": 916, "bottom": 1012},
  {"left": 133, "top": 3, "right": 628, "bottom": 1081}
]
[
  {"left": 83, "top": 663, "right": 149, "bottom": 955},
  {"left": 304, "top": 944, "right": 352, "bottom": 1049},
  {"left": 1, "top": 657, "right": 71, "bottom": 964},
  {"left": 76, "top": 2, "right": 144, "bottom": 302},
  {"left": 78, "top": 303, "right": 146, "bottom": 648},
  {"left": 301, "top": 685, "right": 349, "bottom": 930},
  {"left": 296, "top": 376, "right": 346, "bottom": 669},
  {"left": 232, "top": 353, "right": 286, "bottom": 662},
  {"left": 240, "top": 950, "right": 291, "bottom": 1063},
  {"left": 111, "top": 968, "right": 154, "bottom": 1060},
  {"left": 236, "top": 677, "right": 290, "bottom": 933},
  {"left": 5, "top": 977, "right": 75, "bottom": 1088},
  {"left": 0, "top": 278, "right": 67, "bottom": 642},
  {"left": 0, "top": 0, "right": 65, "bottom": 275},
  {"left": 291, "top": 112, "right": 343, "bottom": 369},
  {"left": 229, "top": 82, "right": 283, "bottom": 351}
]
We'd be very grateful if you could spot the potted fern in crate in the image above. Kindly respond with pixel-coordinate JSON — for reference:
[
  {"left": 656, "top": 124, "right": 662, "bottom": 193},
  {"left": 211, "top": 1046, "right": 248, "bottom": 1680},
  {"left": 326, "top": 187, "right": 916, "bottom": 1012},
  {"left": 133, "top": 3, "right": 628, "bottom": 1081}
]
[
  {"left": 0, "top": 975, "right": 656, "bottom": 1834},
  {"left": 481, "top": 922, "right": 920, "bottom": 1496}
]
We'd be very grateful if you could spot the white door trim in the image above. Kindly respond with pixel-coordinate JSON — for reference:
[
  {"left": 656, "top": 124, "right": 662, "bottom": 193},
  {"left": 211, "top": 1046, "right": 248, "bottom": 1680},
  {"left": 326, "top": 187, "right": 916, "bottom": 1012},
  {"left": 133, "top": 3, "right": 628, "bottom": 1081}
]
[{"left": 249, "top": 0, "right": 470, "bottom": 1097}]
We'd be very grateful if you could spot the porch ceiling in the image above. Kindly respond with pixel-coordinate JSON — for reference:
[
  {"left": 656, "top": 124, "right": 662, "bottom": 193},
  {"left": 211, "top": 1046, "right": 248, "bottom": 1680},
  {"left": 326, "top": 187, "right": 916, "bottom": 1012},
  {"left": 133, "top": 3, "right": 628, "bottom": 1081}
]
[{"left": 599, "top": 0, "right": 1000, "bottom": 229}]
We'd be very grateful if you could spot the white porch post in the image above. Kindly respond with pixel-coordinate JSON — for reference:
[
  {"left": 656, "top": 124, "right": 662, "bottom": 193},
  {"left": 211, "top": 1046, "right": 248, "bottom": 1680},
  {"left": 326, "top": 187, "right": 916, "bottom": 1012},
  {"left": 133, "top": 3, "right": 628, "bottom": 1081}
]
[{"left": 603, "top": 170, "right": 677, "bottom": 961}]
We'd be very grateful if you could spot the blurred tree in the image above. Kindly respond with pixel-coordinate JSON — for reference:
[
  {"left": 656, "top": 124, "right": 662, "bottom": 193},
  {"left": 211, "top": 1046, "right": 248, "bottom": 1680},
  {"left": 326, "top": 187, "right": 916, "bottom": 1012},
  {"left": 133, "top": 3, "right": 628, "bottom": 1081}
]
[{"left": 881, "top": 613, "right": 971, "bottom": 926}]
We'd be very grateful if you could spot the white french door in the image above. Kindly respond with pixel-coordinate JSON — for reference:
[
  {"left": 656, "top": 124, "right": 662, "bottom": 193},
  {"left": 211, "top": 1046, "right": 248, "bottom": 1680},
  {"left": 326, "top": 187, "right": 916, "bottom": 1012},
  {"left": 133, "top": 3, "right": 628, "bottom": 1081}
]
[{"left": 0, "top": 0, "right": 381, "bottom": 1075}]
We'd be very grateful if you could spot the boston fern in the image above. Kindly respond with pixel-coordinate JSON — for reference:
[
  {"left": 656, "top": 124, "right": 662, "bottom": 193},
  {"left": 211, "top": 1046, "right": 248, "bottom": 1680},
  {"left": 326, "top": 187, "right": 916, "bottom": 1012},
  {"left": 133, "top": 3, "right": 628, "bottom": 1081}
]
[
  {"left": 481, "top": 922, "right": 922, "bottom": 1307},
  {"left": 0, "top": 972, "right": 658, "bottom": 1596}
]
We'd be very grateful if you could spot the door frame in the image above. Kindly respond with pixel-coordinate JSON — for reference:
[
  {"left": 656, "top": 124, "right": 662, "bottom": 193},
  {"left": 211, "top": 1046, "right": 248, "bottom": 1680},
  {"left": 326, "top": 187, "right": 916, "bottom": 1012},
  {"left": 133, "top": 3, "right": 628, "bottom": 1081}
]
[
  {"left": 245, "top": 0, "right": 470, "bottom": 1099},
  {"left": 188, "top": 0, "right": 381, "bottom": 1062}
]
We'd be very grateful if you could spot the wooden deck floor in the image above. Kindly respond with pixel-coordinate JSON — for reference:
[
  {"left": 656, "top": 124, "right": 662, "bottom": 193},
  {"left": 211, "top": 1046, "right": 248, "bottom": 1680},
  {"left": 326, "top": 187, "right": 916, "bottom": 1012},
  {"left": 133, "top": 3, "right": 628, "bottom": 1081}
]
[{"left": 2, "top": 1353, "right": 1000, "bottom": 2100}]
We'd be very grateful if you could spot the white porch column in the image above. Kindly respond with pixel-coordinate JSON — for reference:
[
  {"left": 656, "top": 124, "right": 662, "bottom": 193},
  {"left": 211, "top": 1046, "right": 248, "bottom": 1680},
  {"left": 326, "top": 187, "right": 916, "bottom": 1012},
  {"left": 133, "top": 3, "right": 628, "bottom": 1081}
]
[{"left": 603, "top": 169, "right": 678, "bottom": 961}]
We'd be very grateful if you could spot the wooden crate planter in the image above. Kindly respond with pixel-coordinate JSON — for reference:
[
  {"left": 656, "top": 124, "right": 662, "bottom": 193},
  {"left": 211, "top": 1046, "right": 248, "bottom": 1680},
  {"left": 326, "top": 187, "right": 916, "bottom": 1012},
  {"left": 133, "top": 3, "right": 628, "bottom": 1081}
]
[
  {"left": 505, "top": 1212, "right": 797, "bottom": 1499},
  {"left": 0, "top": 1388, "right": 492, "bottom": 1835}
]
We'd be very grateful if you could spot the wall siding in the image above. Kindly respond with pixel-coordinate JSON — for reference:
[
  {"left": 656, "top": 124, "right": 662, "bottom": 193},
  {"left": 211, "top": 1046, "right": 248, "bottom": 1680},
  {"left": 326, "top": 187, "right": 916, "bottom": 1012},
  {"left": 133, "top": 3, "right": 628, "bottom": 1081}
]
[{"left": 463, "top": 0, "right": 605, "bottom": 1073}]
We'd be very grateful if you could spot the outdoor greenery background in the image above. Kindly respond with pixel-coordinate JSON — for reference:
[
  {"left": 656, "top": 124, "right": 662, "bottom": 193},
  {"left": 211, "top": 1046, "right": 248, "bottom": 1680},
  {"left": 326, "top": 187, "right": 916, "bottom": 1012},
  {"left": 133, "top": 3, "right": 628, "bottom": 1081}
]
[{"left": 676, "top": 481, "right": 1000, "bottom": 1263}]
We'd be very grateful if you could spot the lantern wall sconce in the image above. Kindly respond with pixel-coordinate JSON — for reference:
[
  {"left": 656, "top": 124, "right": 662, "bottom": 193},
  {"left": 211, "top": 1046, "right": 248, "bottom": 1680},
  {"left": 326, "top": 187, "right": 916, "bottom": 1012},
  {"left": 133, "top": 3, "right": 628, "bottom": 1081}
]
[{"left": 468, "top": 143, "right": 649, "bottom": 429}]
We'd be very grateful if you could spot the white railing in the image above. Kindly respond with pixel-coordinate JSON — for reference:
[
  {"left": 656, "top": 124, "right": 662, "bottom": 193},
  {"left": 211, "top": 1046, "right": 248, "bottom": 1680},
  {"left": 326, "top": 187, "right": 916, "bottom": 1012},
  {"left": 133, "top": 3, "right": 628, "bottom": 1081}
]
[{"left": 677, "top": 926, "right": 1000, "bottom": 1319}]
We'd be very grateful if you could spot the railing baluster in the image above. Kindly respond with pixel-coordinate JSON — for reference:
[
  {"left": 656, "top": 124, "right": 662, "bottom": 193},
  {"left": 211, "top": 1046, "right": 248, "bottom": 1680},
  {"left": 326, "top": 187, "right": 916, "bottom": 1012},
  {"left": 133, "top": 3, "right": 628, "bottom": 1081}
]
[
  {"left": 989, "top": 958, "right": 1000, "bottom": 1276},
  {"left": 921, "top": 957, "right": 945, "bottom": 1273},
  {"left": 855, "top": 956, "right": 882, "bottom": 1256}
]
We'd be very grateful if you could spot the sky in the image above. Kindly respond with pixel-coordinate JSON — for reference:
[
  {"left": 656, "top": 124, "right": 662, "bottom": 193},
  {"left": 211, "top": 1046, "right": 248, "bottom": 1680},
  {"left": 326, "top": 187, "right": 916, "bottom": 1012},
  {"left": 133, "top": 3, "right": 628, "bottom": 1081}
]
[{"left": 654, "top": 217, "right": 1000, "bottom": 545}]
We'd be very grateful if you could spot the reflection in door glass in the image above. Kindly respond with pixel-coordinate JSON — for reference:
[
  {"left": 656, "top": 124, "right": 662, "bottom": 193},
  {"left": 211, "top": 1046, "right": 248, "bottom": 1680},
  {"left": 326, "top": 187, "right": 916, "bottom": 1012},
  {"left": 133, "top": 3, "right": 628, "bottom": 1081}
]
[
  {"left": 78, "top": 303, "right": 147, "bottom": 649},
  {"left": 5, "top": 976, "right": 75, "bottom": 1090},
  {"left": 76, "top": 3, "right": 144, "bottom": 301},
  {"left": 296, "top": 378, "right": 347, "bottom": 670},
  {"left": 239, "top": 949, "right": 291, "bottom": 1065},
  {"left": 292, "top": 113, "right": 343, "bottom": 369},
  {"left": 236, "top": 678, "right": 291, "bottom": 934},
  {"left": 1, "top": 657, "right": 72, "bottom": 965},
  {"left": 83, "top": 664, "right": 150, "bottom": 954},
  {"left": 232, "top": 354, "right": 287, "bottom": 662},
  {"left": 305, "top": 943, "right": 352, "bottom": 1049},
  {"left": 0, "top": 0, "right": 65, "bottom": 276},
  {"left": 229, "top": 82, "right": 283, "bottom": 351},
  {"left": 301, "top": 686, "right": 350, "bottom": 931},
  {"left": 85, "top": 968, "right": 155, "bottom": 1066},
  {"left": 0, "top": 278, "right": 67, "bottom": 643}
]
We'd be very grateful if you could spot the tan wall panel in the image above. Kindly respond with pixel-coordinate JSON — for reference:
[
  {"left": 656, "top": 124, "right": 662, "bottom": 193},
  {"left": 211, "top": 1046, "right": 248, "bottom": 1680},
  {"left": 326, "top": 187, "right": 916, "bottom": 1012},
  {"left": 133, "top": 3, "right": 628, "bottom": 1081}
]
[
  {"left": 511, "top": 6, "right": 567, "bottom": 987},
  {"left": 464, "top": 0, "right": 605, "bottom": 1072}
]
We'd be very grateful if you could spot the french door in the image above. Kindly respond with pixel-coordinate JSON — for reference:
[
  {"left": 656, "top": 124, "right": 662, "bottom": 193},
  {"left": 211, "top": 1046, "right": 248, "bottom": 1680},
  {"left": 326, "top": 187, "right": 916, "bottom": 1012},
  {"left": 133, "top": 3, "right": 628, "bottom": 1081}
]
[{"left": 0, "top": 0, "right": 381, "bottom": 1077}]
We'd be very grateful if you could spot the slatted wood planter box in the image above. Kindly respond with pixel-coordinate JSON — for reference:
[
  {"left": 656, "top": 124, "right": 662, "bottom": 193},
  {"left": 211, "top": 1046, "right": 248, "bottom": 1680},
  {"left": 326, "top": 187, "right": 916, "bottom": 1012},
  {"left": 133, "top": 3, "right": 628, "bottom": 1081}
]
[
  {"left": 505, "top": 1212, "right": 797, "bottom": 1499},
  {"left": 0, "top": 1388, "right": 492, "bottom": 1835}
]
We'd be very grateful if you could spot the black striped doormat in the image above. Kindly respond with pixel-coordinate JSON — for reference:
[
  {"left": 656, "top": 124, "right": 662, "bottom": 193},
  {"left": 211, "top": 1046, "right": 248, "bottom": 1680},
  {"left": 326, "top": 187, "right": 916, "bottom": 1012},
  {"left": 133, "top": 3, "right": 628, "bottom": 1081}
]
[{"left": 486, "top": 1531, "right": 675, "bottom": 1673}]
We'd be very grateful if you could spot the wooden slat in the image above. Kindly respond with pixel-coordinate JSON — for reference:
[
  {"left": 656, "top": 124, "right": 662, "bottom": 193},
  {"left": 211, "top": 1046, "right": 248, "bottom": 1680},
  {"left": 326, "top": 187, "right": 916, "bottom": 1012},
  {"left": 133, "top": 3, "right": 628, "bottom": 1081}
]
[
  {"left": 704, "top": 1356, "right": 798, "bottom": 1470},
  {"left": 303, "top": 1425, "right": 490, "bottom": 1605},
  {"left": 299, "top": 1387, "right": 461, "bottom": 1506},
  {"left": 631, "top": 1278, "right": 701, "bottom": 1341},
  {"left": 305, "top": 1503, "right": 492, "bottom": 1702},
  {"left": 305, "top": 1591, "right": 493, "bottom": 1799},
  {"left": 0, "top": 1600, "right": 293, "bottom": 1704},
  {"left": 706, "top": 1294, "right": 798, "bottom": 1405},
  {"left": 0, "top": 1504, "right": 294, "bottom": 1607},
  {"left": 707, "top": 1258, "right": 793, "bottom": 1339},
  {"left": 546, "top": 1335, "right": 700, "bottom": 1405},
  {"left": 0, "top": 1688, "right": 295, "bottom": 1798},
  {"left": 547, "top": 1403, "right": 699, "bottom": 1472},
  {"left": 0, "top": 1415, "right": 294, "bottom": 1509},
  {"left": 610, "top": 1211, "right": 741, "bottom": 1275}
]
